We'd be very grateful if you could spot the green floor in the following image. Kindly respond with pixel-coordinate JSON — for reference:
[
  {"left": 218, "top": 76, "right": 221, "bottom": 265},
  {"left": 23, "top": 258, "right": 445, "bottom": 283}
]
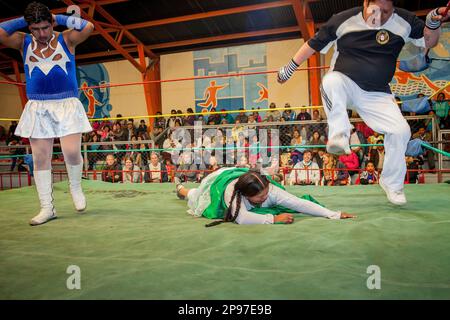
[{"left": 0, "top": 180, "right": 449, "bottom": 300}]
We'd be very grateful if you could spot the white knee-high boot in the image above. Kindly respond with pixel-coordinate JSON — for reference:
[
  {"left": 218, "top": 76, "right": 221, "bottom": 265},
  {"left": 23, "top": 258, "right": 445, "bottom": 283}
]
[
  {"left": 66, "top": 163, "right": 87, "bottom": 212},
  {"left": 30, "top": 170, "right": 57, "bottom": 226}
]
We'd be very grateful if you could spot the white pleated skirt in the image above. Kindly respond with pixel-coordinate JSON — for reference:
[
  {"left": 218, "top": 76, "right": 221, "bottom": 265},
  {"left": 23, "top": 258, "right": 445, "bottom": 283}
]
[
  {"left": 186, "top": 167, "right": 236, "bottom": 217},
  {"left": 15, "top": 98, "right": 92, "bottom": 138}
]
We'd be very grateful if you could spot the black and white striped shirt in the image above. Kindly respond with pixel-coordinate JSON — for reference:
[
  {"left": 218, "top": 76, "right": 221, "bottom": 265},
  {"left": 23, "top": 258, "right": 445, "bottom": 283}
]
[{"left": 308, "top": 7, "right": 425, "bottom": 93}]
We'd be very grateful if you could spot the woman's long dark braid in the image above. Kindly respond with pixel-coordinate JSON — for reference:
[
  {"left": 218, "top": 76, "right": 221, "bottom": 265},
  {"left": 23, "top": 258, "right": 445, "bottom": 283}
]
[
  {"left": 224, "top": 188, "right": 242, "bottom": 223},
  {"left": 205, "top": 170, "right": 268, "bottom": 227},
  {"left": 206, "top": 187, "right": 241, "bottom": 227}
]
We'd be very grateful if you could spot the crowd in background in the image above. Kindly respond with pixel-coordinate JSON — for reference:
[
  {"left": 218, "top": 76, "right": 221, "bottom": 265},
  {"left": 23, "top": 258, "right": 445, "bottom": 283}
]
[{"left": 1, "top": 93, "right": 449, "bottom": 186}]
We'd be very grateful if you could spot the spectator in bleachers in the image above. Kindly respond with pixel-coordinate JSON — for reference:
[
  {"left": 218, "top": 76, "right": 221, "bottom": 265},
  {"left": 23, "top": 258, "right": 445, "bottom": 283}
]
[
  {"left": 282, "top": 103, "right": 296, "bottom": 121},
  {"left": 264, "top": 102, "right": 281, "bottom": 121},
  {"left": 236, "top": 134, "right": 249, "bottom": 161},
  {"left": 128, "top": 118, "right": 136, "bottom": 128},
  {"left": 154, "top": 111, "right": 166, "bottom": 129},
  {"left": 299, "top": 125, "right": 308, "bottom": 142},
  {"left": 174, "top": 119, "right": 183, "bottom": 128},
  {"left": 164, "top": 157, "right": 175, "bottom": 182},
  {"left": 367, "top": 131, "right": 384, "bottom": 152},
  {"left": 247, "top": 114, "right": 257, "bottom": 129},
  {"left": 176, "top": 151, "right": 199, "bottom": 182},
  {"left": 369, "top": 139, "right": 385, "bottom": 172},
  {"left": 350, "top": 125, "right": 367, "bottom": 168},
  {"left": 8, "top": 138, "right": 25, "bottom": 171},
  {"left": 335, "top": 158, "right": 351, "bottom": 186},
  {"left": 114, "top": 114, "right": 124, "bottom": 126},
  {"left": 100, "top": 125, "right": 112, "bottom": 142},
  {"left": 207, "top": 107, "right": 221, "bottom": 125},
  {"left": 433, "top": 93, "right": 449, "bottom": 122},
  {"left": 220, "top": 108, "right": 234, "bottom": 124},
  {"left": 308, "top": 130, "right": 326, "bottom": 161},
  {"left": 321, "top": 153, "right": 338, "bottom": 186},
  {"left": 279, "top": 117, "right": 293, "bottom": 146},
  {"left": 122, "top": 157, "right": 141, "bottom": 183},
  {"left": 265, "top": 114, "right": 274, "bottom": 123},
  {"left": 99, "top": 116, "right": 112, "bottom": 129},
  {"left": 82, "top": 132, "right": 90, "bottom": 144},
  {"left": 166, "top": 109, "right": 178, "bottom": 129},
  {"left": 313, "top": 149, "right": 326, "bottom": 169},
  {"left": 235, "top": 108, "right": 248, "bottom": 123},
  {"left": 176, "top": 110, "right": 185, "bottom": 125},
  {"left": 309, "top": 109, "right": 326, "bottom": 138},
  {"left": 356, "top": 162, "right": 379, "bottom": 185},
  {"left": 252, "top": 108, "right": 262, "bottom": 122},
  {"left": 308, "top": 130, "right": 325, "bottom": 145},
  {"left": 289, "top": 150, "right": 320, "bottom": 186},
  {"left": 405, "top": 156, "right": 423, "bottom": 184},
  {"left": 91, "top": 121, "right": 102, "bottom": 132},
  {"left": 149, "top": 126, "right": 165, "bottom": 148},
  {"left": 424, "top": 110, "right": 435, "bottom": 133},
  {"left": 162, "top": 131, "right": 182, "bottom": 162},
  {"left": 237, "top": 155, "right": 250, "bottom": 168},
  {"left": 102, "top": 154, "right": 122, "bottom": 183},
  {"left": 184, "top": 108, "right": 196, "bottom": 126},
  {"left": 200, "top": 155, "right": 221, "bottom": 180},
  {"left": 224, "top": 135, "right": 236, "bottom": 165},
  {"left": 338, "top": 150, "right": 359, "bottom": 184},
  {"left": 126, "top": 135, "right": 139, "bottom": 162},
  {"left": 135, "top": 139, "right": 149, "bottom": 169},
  {"left": 296, "top": 107, "right": 312, "bottom": 121},
  {"left": 136, "top": 119, "right": 148, "bottom": 137},
  {"left": 87, "top": 134, "right": 101, "bottom": 170},
  {"left": 354, "top": 119, "right": 374, "bottom": 139},
  {"left": 290, "top": 129, "right": 305, "bottom": 165},
  {"left": 231, "top": 120, "right": 244, "bottom": 142},
  {"left": 6, "top": 121, "right": 18, "bottom": 144},
  {"left": 144, "top": 152, "right": 168, "bottom": 183},
  {"left": 412, "top": 126, "right": 435, "bottom": 171},
  {"left": 112, "top": 122, "right": 127, "bottom": 164},
  {"left": 249, "top": 135, "right": 260, "bottom": 167}
]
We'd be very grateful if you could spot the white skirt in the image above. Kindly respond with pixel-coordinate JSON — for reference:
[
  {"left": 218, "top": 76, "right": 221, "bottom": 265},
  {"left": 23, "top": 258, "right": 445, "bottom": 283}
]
[
  {"left": 186, "top": 167, "right": 237, "bottom": 217},
  {"left": 15, "top": 98, "right": 92, "bottom": 138}
]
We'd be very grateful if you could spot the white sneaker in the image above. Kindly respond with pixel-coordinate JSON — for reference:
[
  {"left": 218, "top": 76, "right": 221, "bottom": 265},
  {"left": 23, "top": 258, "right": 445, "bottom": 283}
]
[
  {"left": 66, "top": 163, "right": 87, "bottom": 212},
  {"left": 379, "top": 177, "right": 407, "bottom": 206},
  {"left": 30, "top": 208, "right": 57, "bottom": 226},
  {"left": 30, "top": 170, "right": 57, "bottom": 226},
  {"left": 326, "top": 135, "right": 351, "bottom": 155}
]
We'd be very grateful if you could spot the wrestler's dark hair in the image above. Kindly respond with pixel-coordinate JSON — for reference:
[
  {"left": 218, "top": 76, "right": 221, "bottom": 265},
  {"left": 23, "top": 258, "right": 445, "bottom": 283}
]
[
  {"left": 205, "top": 170, "right": 270, "bottom": 227},
  {"left": 366, "top": 0, "right": 394, "bottom": 3},
  {"left": 225, "top": 171, "right": 270, "bottom": 222},
  {"left": 24, "top": 2, "right": 52, "bottom": 25}
]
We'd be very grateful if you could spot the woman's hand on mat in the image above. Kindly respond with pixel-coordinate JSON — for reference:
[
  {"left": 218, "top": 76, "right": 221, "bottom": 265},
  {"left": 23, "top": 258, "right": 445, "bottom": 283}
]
[
  {"left": 274, "top": 213, "right": 294, "bottom": 224},
  {"left": 340, "top": 212, "right": 356, "bottom": 219}
]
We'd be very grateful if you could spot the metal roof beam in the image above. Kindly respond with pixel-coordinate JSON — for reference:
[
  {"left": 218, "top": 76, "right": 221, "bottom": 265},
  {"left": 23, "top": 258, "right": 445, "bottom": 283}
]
[
  {"left": 91, "top": 0, "right": 292, "bottom": 35},
  {"left": 76, "top": 26, "right": 300, "bottom": 60},
  {"left": 61, "top": 0, "right": 145, "bottom": 73}
]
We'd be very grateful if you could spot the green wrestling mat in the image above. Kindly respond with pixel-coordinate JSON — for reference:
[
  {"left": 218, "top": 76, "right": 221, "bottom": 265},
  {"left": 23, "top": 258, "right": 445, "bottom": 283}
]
[{"left": 0, "top": 180, "right": 449, "bottom": 299}]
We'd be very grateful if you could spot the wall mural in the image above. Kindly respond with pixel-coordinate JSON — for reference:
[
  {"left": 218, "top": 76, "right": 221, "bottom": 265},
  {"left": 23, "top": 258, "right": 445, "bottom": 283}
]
[
  {"left": 392, "top": 24, "right": 450, "bottom": 100},
  {"left": 76, "top": 63, "right": 112, "bottom": 119},
  {"left": 194, "top": 43, "right": 268, "bottom": 114}
]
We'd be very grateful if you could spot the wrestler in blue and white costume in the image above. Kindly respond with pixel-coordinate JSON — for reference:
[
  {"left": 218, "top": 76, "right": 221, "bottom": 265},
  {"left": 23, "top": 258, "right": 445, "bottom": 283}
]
[
  {"left": 0, "top": 2, "right": 94, "bottom": 225},
  {"left": 16, "top": 32, "right": 91, "bottom": 138}
]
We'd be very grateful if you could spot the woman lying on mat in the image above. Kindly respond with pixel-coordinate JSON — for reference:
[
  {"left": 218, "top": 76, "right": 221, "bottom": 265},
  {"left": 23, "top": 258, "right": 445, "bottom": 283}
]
[{"left": 175, "top": 167, "right": 355, "bottom": 226}]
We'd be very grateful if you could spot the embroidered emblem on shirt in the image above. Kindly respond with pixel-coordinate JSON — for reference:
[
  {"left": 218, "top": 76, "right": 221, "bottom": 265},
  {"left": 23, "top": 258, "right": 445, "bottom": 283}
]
[{"left": 376, "top": 30, "right": 390, "bottom": 45}]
